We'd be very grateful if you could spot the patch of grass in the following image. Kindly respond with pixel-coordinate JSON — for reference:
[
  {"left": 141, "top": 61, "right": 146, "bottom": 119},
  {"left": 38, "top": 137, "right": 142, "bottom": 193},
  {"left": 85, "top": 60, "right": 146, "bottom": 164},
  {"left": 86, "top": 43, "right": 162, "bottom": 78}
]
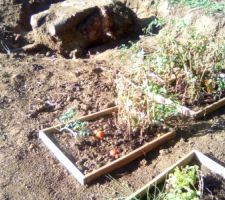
[{"left": 169, "top": 0, "right": 225, "bottom": 14}]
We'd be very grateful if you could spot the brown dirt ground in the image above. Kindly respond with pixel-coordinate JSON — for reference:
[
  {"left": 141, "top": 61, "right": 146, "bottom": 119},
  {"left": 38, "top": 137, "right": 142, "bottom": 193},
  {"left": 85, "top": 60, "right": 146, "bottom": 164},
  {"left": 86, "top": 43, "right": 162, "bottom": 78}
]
[{"left": 1, "top": 1, "right": 225, "bottom": 200}]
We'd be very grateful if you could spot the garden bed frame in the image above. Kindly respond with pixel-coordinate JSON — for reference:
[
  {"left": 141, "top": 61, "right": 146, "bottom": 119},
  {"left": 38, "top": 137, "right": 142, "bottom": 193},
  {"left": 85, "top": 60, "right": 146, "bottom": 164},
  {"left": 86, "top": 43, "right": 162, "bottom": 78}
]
[
  {"left": 39, "top": 106, "right": 176, "bottom": 185},
  {"left": 126, "top": 150, "right": 225, "bottom": 200}
]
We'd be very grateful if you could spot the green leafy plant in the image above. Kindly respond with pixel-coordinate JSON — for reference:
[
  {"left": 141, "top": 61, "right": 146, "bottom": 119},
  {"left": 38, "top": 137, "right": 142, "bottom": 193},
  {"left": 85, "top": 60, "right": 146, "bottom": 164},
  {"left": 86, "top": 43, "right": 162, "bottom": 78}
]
[
  {"left": 153, "top": 29, "right": 225, "bottom": 102},
  {"left": 216, "top": 75, "right": 225, "bottom": 92},
  {"left": 164, "top": 165, "right": 201, "bottom": 200},
  {"left": 59, "top": 108, "right": 90, "bottom": 138}
]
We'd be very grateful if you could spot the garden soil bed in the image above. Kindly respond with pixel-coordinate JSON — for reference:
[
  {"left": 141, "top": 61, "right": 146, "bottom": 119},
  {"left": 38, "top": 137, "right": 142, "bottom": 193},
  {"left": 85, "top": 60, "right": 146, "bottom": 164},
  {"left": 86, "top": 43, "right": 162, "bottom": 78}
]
[
  {"left": 47, "top": 116, "right": 170, "bottom": 174},
  {"left": 126, "top": 150, "right": 225, "bottom": 200},
  {"left": 167, "top": 77, "right": 225, "bottom": 111}
]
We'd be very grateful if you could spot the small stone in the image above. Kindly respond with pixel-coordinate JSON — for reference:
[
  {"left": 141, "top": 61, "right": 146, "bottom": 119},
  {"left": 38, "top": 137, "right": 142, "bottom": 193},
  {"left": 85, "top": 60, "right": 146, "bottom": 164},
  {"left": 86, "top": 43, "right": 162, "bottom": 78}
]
[
  {"left": 28, "top": 144, "right": 35, "bottom": 151},
  {"left": 103, "top": 124, "right": 108, "bottom": 130},
  {"left": 52, "top": 164, "right": 57, "bottom": 168},
  {"left": 46, "top": 52, "right": 51, "bottom": 57},
  {"left": 81, "top": 104, "right": 88, "bottom": 110},
  {"left": 159, "top": 149, "right": 170, "bottom": 156},
  {"left": 67, "top": 96, "right": 75, "bottom": 102},
  {"left": 49, "top": 159, "right": 56, "bottom": 165},
  {"left": 25, "top": 184, "right": 32, "bottom": 189},
  {"left": 97, "top": 156, "right": 104, "bottom": 162},
  {"left": 14, "top": 34, "right": 21, "bottom": 41},
  {"left": 140, "top": 159, "right": 148, "bottom": 166},
  {"left": 106, "top": 101, "right": 116, "bottom": 108}
]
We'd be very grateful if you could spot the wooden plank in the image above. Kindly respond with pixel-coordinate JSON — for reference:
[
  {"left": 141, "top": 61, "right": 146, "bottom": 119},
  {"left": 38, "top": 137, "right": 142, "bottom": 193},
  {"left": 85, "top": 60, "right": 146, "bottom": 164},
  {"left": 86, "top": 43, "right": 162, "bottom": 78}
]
[
  {"left": 41, "top": 106, "right": 118, "bottom": 134},
  {"left": 77, "top": 106, "right": 118, "bottom": 121},
  {"left": 194, "top": 97, "right": 225, "bottom": 119},
  {"left": 84, "top": 130, "right": 176, "bottom": 184},
  {"left": 39, "top": 131, "right": 85, "bottom": 185}
]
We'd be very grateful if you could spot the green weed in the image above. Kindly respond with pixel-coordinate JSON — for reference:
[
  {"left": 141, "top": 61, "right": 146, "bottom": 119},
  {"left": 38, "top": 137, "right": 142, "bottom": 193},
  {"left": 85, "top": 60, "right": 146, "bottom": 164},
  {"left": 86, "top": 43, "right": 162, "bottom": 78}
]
[
  {"left": 133, "top": 165, "right": 201, "bottom": 200},
  {"left": 59, "top": 108, "right": 90, "bottom": 138},
  {"left": 163, "top": 165, "right": 201, "bottom": 200}
]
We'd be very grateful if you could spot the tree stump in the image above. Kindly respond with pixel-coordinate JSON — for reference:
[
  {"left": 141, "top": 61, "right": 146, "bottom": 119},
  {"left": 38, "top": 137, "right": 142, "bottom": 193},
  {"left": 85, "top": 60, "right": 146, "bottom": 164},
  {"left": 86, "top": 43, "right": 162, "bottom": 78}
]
[{"left": 28, "top": 0, "right": 138, "bottom": 58}]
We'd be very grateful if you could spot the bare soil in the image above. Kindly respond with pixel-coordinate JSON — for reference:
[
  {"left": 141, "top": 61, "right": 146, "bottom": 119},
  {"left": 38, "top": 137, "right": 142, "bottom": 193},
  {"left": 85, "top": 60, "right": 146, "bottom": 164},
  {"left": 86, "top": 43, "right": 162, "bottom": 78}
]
[{"left": 1, "top": 1, "right": 225, "bottom": 200}]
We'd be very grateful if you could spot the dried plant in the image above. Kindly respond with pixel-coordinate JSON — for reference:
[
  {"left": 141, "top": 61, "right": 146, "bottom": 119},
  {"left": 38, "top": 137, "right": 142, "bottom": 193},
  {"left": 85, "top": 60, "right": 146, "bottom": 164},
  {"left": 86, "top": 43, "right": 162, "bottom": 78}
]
[{"left": 116, "top": 22, "right": 225, "bottom": 134}]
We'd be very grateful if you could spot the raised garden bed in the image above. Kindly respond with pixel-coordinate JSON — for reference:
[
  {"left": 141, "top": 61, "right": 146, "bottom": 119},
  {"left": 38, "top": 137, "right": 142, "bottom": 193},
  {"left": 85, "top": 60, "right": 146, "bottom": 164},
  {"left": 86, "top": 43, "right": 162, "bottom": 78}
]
[
  {"left": 39, "top": 106, "right": 176, "bottom": 185},
  {"left": 116, "top": 31, "right": 225, "bottom": 134},
  {"left": 126, "top": 150, "right": 225, "bottom": 200}
]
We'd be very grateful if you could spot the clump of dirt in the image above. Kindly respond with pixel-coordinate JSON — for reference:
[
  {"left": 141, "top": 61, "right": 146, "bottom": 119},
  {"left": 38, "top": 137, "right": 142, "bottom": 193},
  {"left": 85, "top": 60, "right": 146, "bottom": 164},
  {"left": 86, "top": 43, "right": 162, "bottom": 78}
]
[{"left": 203, "top": 172, "right": 225, "bottom": 200}]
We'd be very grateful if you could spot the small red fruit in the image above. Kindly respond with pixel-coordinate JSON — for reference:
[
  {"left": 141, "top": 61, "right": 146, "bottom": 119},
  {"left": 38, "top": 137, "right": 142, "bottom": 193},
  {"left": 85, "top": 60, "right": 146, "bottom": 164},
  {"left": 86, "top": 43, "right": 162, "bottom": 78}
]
[
  {"left": 95, "top": 130, "right": 105, "bottom": 139},
  {"left": 110, "top": 148, "right": 119, "bottom": 157}
]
